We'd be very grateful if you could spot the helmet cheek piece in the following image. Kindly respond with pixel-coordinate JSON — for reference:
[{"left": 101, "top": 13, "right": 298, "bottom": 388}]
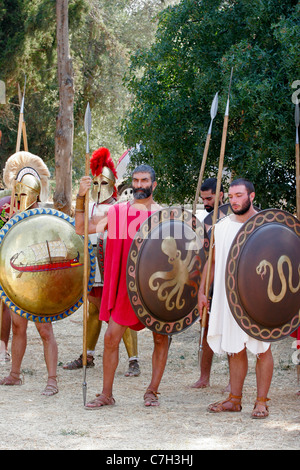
[
  {"left": 91, "top": 167, "right": 115, "bottom": 204},
  {"left": 14, "top": 173, "right": 41, "bottom": 212}
]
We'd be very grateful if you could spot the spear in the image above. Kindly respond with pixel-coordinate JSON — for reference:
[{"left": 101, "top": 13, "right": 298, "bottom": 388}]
[
  {"left": 16, "top": 76, "right": 28, "bottom": 152},
  {"left": 199, "top": 67, "right": 233, "bottom": 364},
  {"left": 295, "top": 101, "right": 299, "bottom": 220},
  {"left": 295, "top": 101, "right": 300, "bottom": 384},
  {"left": 82, "top": 102, "right": 92, "bottom": 406},
  {"left": 192, "top": 92, "right": 219, "bottom": 215}
]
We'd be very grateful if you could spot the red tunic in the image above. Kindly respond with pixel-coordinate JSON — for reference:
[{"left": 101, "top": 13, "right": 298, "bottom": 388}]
[{"left": 99, "top": 202, "right": 153, "bottom": 331}]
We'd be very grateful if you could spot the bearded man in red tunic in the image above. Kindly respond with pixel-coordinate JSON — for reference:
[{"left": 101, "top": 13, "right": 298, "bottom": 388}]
[{"left": 75, "top": 162, "right": 169, "bottom": 408}]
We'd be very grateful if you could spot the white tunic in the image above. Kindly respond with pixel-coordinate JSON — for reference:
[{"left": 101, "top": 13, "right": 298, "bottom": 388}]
[{"left": 207, "top": 215, "right": 270, "bottom": 356}]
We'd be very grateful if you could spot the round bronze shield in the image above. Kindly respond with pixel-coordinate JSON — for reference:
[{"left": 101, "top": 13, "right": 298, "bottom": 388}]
[
  {"left": 127, "top": 206, "right": 208, "bottom": 335},
  {"left": 226, "top": 209, "right": 300, "bottom": 342},
  {"left": 0, "top": 207, "right": 95, "bottom": 322}
]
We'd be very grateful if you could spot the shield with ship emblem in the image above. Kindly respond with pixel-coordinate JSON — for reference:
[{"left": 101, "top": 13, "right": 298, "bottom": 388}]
[
  {"left": 127, "top": 206, "right": 208, "bottom": 335},
  {"left": 0, "top": 207, "right": 95, "bottom": 322}
]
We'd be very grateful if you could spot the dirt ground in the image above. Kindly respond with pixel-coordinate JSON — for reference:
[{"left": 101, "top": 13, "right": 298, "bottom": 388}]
[{"left": 0, "top": 306, "right": 299, "bottom": 451}]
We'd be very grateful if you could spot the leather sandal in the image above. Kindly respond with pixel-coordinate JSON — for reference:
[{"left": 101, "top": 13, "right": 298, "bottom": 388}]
[
  {"left": 208, "top": 393, "right": 242, "bottom": 413},
  {"left": 144, "top": 389, "right": 160, "bottom": 407},
  {"left": 42, "top": 376, "right": 58, "bottom": 396},
  {"left": 0, "top": 372, "right": 23, "bottom": 386},
  {"left": 125, "top": 359, "right": 141, "bottom": 377},
  {"left": 63, "top": 354, "right": 94, "bottom": 370},
  {"left": 85, "top": 393, "right": 115, "bottom": 410},
  {"left": 251, "top": 397, "right": 270, "bottom": 419}
]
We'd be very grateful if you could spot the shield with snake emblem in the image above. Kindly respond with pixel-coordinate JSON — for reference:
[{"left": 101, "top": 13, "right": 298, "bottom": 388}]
[
  {"left": 127, "top": 206, "right": 208, "bottom": 335},
  {"left": 0, "top": 207, "right": 95, "bottom": 322},
  {"left": 226, "top": 209, "right": 300, "bottom": 342}
]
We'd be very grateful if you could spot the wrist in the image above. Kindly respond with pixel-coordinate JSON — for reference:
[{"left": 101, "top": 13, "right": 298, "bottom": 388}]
[{"left": 75, "top": 194, "right": 85, "bottom": 211}]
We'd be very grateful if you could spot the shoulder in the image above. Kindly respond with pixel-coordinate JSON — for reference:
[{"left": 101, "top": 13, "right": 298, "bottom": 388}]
[
  {"left": 215, "top": 214, "right": 232, "bottom": 229},
  {"left": 108, "top": 201, "right": 129, "bottom": 215}
]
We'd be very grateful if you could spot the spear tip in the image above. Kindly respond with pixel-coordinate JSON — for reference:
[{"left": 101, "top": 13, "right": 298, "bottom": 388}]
[{"left": 84, "top": 102, "right": 92, "bottom": 135}]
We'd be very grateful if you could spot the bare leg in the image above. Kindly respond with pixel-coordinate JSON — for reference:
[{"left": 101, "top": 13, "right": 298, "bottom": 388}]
[
  {"left": 191, "top": 327, "right": 213, "bottom": 388},
  {"left": 208, "top": 348, "right": 247, "bottom": 412},
  {"left": 85, "top": 318, "right": 126, "bottom": 409},
  {"left": 35, "top": 322, "right": 58, "bottom": 395},
  {"left": 0, "top": 312, "right": 28, "bottom": 385},
  {"left": 229, "top": 348, "right": 248, "bottom": 397},
  {"left": 252, "top": 347, "right": 273, "bottom": 418},
  {"left": 102, "top": 319, "right": 126, "bottom": 397},
  {"left": 144, "top": 332, "right": 169, "bottom": 406},
  {"left": 0, "top": 304, "right": 11, "bottom": 358}
]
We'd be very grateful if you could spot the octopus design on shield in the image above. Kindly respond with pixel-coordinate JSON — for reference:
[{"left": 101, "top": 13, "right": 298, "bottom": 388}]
[{"left": 149, "top": 236, "right": 201, "bottom": 311}]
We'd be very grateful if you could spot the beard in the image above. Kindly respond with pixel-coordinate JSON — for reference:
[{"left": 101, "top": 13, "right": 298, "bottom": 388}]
[
  {"left": 132, "top": 185, "right": 153, "bottom": 200},
  {"left": 204, "top": 205, "right": 214, "bottom": 213},
  {"left": 231, "top": 196, "right": 251, "bottom": 215}
]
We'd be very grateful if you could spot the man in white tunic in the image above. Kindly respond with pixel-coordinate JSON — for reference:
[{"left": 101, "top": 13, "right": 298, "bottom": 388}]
[{"left": 198, "top": 179, "right": 274, "bottom": 418}]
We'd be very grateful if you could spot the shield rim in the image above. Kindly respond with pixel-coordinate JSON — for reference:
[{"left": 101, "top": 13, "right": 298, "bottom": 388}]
[
  {"left": 226, "top": 209, "right": 300, "bottom": 342},
  {"left": 0, "top": 207, "right": 96, "bottom": 323},
  {"left": 127, "top": 206, "right": 208, "bottom": 335}
]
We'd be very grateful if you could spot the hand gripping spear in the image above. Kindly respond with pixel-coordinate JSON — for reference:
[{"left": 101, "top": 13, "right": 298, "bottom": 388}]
[
  {"left": 82, "top": 102, "right": 92, "bottom": 405},
  {"left": 192, "top": 92, "right": 219, "bottom": 216},
  {"left": 198, "top": 68, "right": 233, "bottom": 364}
]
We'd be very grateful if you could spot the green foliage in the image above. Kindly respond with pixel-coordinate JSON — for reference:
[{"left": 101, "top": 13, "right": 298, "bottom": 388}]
[
  {"left": 121, "top": 0, "right": 299, "bottom": 211},
  {"left": 0, "top": 0, "right": 172, "bottom": 187}
]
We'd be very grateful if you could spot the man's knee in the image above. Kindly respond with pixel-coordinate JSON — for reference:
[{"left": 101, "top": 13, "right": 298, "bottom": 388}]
[
  {"left": 153, "top": 332, "right": 168, "bottom": 348},
  {"left": 11, "top": 316, "right": 27, "bottom": 336},
  {"left": 104, "top": 329, "right": 121, "bottom": 351},
  {"left": 36, "top": 324, "right": 54, "bottom": 343}
]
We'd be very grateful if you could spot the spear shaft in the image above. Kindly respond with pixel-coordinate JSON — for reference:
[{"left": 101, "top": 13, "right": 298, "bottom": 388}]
[
  {"left": 199, "top": 68, "right": 233, "bottom": 362},
  {"left": 82, "top": 102, "right": 92, "bottom": 406},
  {"left": 16, "top": 76, "right": 28, "bottom": 152},
  {"left": 294, "top": 101, "right": 300, "bottom": 383},
  {"left": 295, "top": 102, "right": 299, "bottom": 220}
]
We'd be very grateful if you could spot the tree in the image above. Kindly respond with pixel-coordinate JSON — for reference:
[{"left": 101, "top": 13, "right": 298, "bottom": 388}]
[
  {"left": 54, "top": 0, "right": 74, "bottom": 215},
  {"left": 121, "top": 0, "right": 299, "bottom": 211},
  {"left": 0, "top": 0, "right": 178, "bottom": 189}
]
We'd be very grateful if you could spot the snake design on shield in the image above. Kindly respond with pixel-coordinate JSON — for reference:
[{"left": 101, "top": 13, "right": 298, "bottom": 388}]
[
  {"left": 256, "top": 255, "right": 300, "bottom": 303},
  {"left": 149, "top": 236, "right": 200, "bottom": 311}
]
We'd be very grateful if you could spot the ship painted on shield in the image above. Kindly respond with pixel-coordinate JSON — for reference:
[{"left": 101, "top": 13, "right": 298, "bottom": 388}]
[{"left": 10, "top": 239, "right": 83, "bottom": 273}]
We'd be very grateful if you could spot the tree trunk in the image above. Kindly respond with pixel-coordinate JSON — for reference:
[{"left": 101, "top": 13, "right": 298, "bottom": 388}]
[{"left": 54, "top": 0, "right": 74, "bottom": 215}]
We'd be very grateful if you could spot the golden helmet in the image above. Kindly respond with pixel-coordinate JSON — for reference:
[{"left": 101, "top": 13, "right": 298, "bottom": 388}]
[
  {"left": 89, "top": 147, "right": 117, "bottom": 204},
  {"left": 3, "top": 151, "right": 50, "bottom": 211}
]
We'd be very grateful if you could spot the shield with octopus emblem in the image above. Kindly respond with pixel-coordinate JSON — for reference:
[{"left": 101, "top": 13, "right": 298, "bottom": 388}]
[
  {"left": 127, "top": 206, "right": 208, "bottom": 335},
  {"left": 226, "top": 209, "right": 300, "bottom": 342}
]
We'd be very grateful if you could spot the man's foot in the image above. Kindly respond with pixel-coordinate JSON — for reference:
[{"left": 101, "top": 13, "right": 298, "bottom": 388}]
[
  {"left": 251, "top": 397, "right": 270, "bottom": 419},
  {"left": 208, "top": 393, "right": 242, "bottom": 413},
  {"left": 42, "top": 377, "right": 59, "bottom": 397},
  {"left": 125, "top": 359, "right": 140, "bottom": 377},
  {"left": 85, "top": 393, "right": 115, "bottom": 410},
  {"left": 63, "top": 354, "right": 94, "bottom": 370},
  {"left": 190, "top": 377, "right": 210, "bottom": 389},
  {"left": 144, "top": 389, "right": 160, "bottom": 407},
  {"left": 0, "top": 372, "right": 23, "bottom": 386}
]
